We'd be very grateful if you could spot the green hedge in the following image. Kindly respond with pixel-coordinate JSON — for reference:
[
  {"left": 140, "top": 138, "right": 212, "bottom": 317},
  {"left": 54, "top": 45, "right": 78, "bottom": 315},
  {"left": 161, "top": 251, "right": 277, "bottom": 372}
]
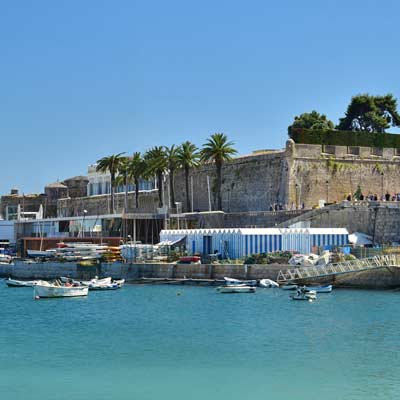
[{"left": 290, "top": 128, "right": 400, "bottom": 149}]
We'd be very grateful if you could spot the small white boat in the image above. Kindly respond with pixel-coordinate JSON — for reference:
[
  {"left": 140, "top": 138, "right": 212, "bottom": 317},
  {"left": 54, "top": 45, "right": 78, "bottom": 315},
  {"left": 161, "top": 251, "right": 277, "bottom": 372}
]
[
  {"left": 224, "top": 277, "right": 257, "bottom": 287},
  {"left": 83, "top": 277, "right": 112, "bottom": 286},
  {"left": 5, "top": 278, "right": 47, "bottom": 287},
  {"left": 259, "top": 279, "right": 279, "bottom": 288},
  {"left": 34, "top": 282, "right": 88, "bottom": 298},
  {"left": 305, "top": 285, "right": 332, "bottom": 293},
  {"left": 61, "top": 277, "right": 112, "bottom": 286},
  {"left": 113, "top": 279, "right": 125, "bottom": 287},
  {"left": 281, "top": 283, "right": 298, "bottom": 290},
  {"left": 0, "top": 254, "right": 12, "bottom": 263},
  {"left": 89, "top": 283, "right": 120, "bottom": 290},
  {"left": 27, "top": 249, "right": 55, "bottom": 258},
  {"left": 217, "top": 285, "right": 256, "bottom": 293},
  {"left": 290, "top": 289, "right": 317, "bottom": 301}
]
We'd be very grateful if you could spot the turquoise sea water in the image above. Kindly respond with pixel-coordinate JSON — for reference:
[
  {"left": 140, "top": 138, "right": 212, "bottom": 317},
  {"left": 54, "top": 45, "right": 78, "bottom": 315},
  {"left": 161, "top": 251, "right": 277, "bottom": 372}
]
[{"left": 0, "top": 283, "right": 400, "bottom": 400}]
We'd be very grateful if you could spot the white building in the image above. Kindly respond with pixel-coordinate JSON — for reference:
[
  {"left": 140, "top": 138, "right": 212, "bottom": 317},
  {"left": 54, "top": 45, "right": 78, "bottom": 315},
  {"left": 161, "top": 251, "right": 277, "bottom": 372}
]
[
  {"left": 0, "top": 220, "right": 16, "bottom": 245},
  {"left": 160, "top": 228, "right": 349, "bottom": 259},
  {"left": 86, "top": 164, "right": 155, "bottom": 196}
]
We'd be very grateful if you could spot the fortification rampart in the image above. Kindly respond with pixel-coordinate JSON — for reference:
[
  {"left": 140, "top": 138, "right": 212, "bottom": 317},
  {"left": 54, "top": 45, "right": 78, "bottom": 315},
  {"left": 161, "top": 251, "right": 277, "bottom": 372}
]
[
  {"left": 173, "top": 149, "right": 289, "bottom": 212},
  {"left": 290, "top": 143, "right": 400, "bottom": 208},
  {"left": 57, "top": 190, "right": 160, "bottom": 217},
  {"left": 56, "top": 141, "right": 400, "bottom": 218}
]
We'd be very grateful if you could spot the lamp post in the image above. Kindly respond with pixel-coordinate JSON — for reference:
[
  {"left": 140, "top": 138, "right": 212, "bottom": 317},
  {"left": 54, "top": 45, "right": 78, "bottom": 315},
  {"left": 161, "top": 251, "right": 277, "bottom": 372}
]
[
  {"left": 295, "top": 184, "right": 299, "bottom": 210},
  {"left": 175, "top": 202, "right": 181, "bottom": 229},
  {"left": 381, "top": 172, "right": 384, "bottom": 198},
  {"left": 325, "top": 180, "right": 329, "bottom": 204},
  {"left": 82, "top": 209, "right": 88, "bottom": 238}
]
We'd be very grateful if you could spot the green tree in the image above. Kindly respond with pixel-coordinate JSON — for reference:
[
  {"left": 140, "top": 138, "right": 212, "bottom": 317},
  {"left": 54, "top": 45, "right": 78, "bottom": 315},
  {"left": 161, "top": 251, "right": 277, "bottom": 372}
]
[
  {"left": 201, "top": 133, "right": 237, "bottom": 211},
  {"left": 144, "top": 146, "right": 168, "bottom": 208},
  {"left": 337, "top": 94, "right": 400, "bottom": 133},
  {"left": 96, "top": 152, "right": 126, "bottom": 214},
  {"left": 177, "top": 141, "right": 200, "bottom": 212},
  {"left": 128, "top": 152, "right": 147, "bottom": 209},
  {"left": 288, "top": 110, "right": 334, "bottom": 137},
  {"left": 165, "top": 145, "right": 180, "bottom": 208},
  {"left": 115, "top": 156, "right": 130, "bottom": 215}
]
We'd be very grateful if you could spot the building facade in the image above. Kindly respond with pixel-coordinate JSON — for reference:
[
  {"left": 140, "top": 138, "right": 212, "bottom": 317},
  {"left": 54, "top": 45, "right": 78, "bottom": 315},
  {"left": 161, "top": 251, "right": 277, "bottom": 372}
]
[
  {"left": 160, "top": 228, "right": 349, "bottom": 259},
  {"left": 0, "top": 189, "right": 47, "bottom": 221},
  {"left": 86, "top": 164, "right": 155, "bottom": 196}
]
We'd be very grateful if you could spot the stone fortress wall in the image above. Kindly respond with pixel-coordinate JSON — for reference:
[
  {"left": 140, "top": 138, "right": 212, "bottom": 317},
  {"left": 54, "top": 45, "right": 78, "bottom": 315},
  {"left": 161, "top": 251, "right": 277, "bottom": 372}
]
[
  {"left": 56, "top": 140, "right": 400, "bottom": 218},
  {"left": 289, "top": 142, "right": 400, "bottom": 208}
]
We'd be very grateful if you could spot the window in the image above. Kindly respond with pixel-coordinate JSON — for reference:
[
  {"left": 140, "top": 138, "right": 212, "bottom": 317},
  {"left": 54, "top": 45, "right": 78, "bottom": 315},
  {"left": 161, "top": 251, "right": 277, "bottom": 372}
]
[
  {"left": 322, "top": 145, "right": 335, "bottom": 155},
  {"left": 371, "top": 147, "right": 383, "bottom": 157},
  {"left": 395, "top": 148, "right": 400, "bottom": 157},
  {"left": 347, "top": 146, "right": 360, "bottom": 156}
]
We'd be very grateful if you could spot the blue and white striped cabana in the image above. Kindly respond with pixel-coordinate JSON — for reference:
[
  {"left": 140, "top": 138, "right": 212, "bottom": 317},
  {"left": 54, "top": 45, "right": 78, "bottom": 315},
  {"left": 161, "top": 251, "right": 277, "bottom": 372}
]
[{"left": 159, "top": 228, "right": 349, "bottom": 259}]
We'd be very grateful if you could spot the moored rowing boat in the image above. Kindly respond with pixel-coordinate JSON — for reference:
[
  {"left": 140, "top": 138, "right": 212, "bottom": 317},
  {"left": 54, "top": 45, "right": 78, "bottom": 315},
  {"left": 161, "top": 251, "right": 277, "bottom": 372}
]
[
  {"left": 6, "top": 278, "right": 47, "bottom": 287},
  {"left": 33, "top": 282, "right": 88, "bottom": 298},
  {"left": 305, "top": 285, "right": 333, "bottom": 293},
  {"left": 217, "top": 285, "right": 256, "bottom": 293}
]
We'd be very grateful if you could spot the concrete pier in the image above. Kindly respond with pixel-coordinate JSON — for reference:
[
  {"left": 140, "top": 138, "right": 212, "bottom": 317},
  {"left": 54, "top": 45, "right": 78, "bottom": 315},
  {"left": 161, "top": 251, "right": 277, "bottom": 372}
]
[{"left": 0, "top": 260, "right": 399, "bottom": 289}]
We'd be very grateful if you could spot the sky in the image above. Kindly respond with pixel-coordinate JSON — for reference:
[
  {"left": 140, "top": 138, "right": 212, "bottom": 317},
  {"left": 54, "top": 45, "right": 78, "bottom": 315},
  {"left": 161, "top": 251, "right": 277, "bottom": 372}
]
[{"left": 1, "top": 0, "right": 400, "bottom": 194}]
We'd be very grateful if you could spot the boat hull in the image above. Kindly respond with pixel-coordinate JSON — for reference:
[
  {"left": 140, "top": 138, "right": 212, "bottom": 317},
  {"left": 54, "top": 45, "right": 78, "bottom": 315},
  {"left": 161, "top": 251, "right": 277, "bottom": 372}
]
[
  {"left": 6, "top": 279, "right": 45, "bottom": 287},
  {"left": 224, "top": 277, "right": 257, "bottom": 287},
  {"left": 217, "top": 285, "right": 256, "bottom": 293},
  {"left": 290, "top": 295, "right": 316, "bottom": 301},
  {"left": 281, "top": 284, "right": 298, "bottom": 290},
  {"left": 290, "top": 290, "right": 317, "bottom": 301},
  {"left": 259, "top": 279, "right": 279, "bottom": 288},
  {"left": 34, "top": 284, "right": 88, "bottom": 298},
  {"left": 89, "top": 283, "right": 120, "bottom": 290},
  {"left": 305, "top": 285, "right": 333, "bottom": 293}
]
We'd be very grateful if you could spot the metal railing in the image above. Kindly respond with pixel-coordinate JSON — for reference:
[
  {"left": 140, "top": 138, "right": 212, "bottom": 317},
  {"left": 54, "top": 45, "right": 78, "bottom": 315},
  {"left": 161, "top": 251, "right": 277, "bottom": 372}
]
[{"left": 277, "top": 254, "right": 400, "bottom": 283}]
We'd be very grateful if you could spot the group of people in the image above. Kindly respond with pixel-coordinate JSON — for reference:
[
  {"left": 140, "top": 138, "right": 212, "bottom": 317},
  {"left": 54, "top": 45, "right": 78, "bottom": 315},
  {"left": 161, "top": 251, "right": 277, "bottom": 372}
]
[
  {"left": 346, "top": 193, "right": 400, "bottom": 202},
  {"left": 269, "top": 203, "right": 305, "bottom": 212}
]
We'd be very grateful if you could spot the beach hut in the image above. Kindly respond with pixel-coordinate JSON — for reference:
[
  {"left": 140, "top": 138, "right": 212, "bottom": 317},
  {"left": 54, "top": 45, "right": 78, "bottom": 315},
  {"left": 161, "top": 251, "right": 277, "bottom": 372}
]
[{"left": 159, "top": 227, "right": 349, "bottom": 259}]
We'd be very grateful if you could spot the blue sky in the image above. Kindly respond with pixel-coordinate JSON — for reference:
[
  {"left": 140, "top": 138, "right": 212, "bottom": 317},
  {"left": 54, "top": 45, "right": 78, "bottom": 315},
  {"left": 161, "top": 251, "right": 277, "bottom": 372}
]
[{"left": 1, "top": 0, "right": 400, "bottom": 194}]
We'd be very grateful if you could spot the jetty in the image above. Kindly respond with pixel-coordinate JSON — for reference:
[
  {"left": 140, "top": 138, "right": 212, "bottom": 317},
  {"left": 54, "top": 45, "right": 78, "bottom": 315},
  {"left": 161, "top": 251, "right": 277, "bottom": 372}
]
[
  {"left": 132, "top": 277, "right": 225, "bottom": 285},
  {"left": 277, "top": 254, "right": 400, "bottom": 283}
]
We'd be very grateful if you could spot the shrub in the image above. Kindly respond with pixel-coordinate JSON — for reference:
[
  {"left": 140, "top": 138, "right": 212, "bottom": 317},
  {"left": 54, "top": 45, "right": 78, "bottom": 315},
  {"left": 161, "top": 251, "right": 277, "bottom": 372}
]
[
  {"left": 245, "top": 251, "right": 293, "bottom": 265},
  {"left": 290, "top": 128, "right": 400, "bottom": 149}
]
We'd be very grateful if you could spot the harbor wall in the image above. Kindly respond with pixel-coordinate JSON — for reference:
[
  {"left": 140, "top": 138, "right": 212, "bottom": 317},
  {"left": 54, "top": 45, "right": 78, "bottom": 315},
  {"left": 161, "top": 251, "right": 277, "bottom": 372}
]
[
  {"left": 0, "top": 261, "right": 283, "bottom": 281},
  {"left": 2, "top": 261, "right": 400, "bottom": 289},
  {"left": 280, "top": 202, "right": 400, "bottom": 244}
]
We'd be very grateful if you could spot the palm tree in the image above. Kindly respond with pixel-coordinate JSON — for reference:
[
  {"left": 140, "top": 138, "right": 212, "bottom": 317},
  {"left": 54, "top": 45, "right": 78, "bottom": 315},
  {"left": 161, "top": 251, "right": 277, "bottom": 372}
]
[
  {"left": 96, "top": 152, "right": 126, "bottom": 214},
  {"left": 165, "top": 145, "right": 180, "bottom": 208},
  {"left": 144, "top": 146, "right": 168, "bottom": 208},
  {"left": 127, "top": 152, "right": 146, "bottom": 209},
  {"left": 201, "top": 133, "right": 237, "bottom": 211},
  {"left": 115, "top": 156, "right": 130, "bottom": 214},
  {"left": 177, "top": 141, "right": 200, "bottom": 212}
]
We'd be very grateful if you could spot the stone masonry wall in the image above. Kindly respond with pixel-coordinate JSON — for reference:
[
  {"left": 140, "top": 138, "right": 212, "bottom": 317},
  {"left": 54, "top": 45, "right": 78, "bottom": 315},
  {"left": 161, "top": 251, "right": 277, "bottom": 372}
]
[
  {"left": 280, "top": 202, "right": 400, "bottom": 244},
  {"left": 57, "top": 190, "right": 160, "bottom": 217},
  {"left": 173, "top": 150, "right": 290, "bottom": 213},
  {"left": 290, "top": 142, "right": 400, "bottom": 208},
  {"left": 57, "top": 150, "right": 290, "bottom": 217},
  {"left": 56, "top": 140, "right": 400, "bottom": 218}
]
